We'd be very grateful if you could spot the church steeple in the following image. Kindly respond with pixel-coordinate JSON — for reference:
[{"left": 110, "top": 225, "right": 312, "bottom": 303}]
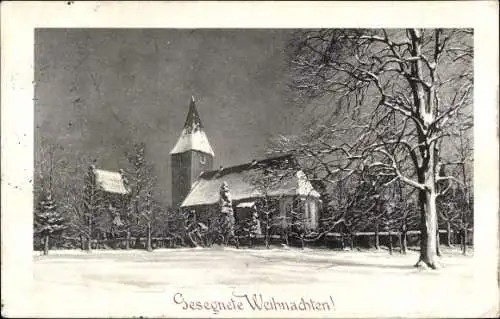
[
  {"left": 184, "top": 96, "right": 203, "bottom": 131},
  {"left": 170, "top": 96, "right": 215, "bottom": 207},
  {"left": 170, "top": 96, "right": 215, "bottom": 156}
]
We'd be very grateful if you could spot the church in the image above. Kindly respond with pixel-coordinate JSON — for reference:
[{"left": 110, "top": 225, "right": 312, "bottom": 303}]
[{"left": 170, "top": 97, "right": 322, "bottom": 230}]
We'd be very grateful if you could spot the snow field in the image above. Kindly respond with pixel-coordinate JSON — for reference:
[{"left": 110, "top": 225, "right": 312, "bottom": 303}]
[{"left": 27, "top": 247, "right": 496, "bottom": 318}]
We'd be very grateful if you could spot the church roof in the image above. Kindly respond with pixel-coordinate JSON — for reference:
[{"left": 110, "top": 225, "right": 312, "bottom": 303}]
[
  {"left": 170, "top": 96, "right": 215, "bottom": 156},
  {"left": 93, "top": 168, "right": 130, "bottom": 195},
  {"left": 181, "top": 154, "right": 320, "bottom": 207}
]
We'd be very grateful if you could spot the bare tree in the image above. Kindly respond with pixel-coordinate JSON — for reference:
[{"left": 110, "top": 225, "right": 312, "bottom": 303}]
[
  {"left": 51, "top": 151, "right": 98, "bottom": 250},
  {"left": 65, "top": 187, "right": 92, "bottom": 250},
  {"left": 379, "top": 182, "right": 419, "bottom": 255},
  {"left": 81, "top": 164, "right": 103, "bottom": 251},
  {"left": 245, "top": 164, "right": 290, "bottom": 249},
  {"left": 126, "top": 142, "right": 158, "bottom": 251},
  {"left": 275, "top": 28, "right": 473, "bottom": 269},
  {"left": 34, "top": 139, "right": 98, "bottom": 251},
  {"left": 397, "top": 195, "right": 419, "bottom": 255},
  {"left": 452, "top": 118, "right": 474, "bottom": 255},
  {"left": 436, "top": 108, "right": 473, "bottom": 253},
  {"left": 339, "top": 176, "right": 379, "bottom": 250},
  {"left": 243, "top": 157, "right": 320, "bottom": 249}
]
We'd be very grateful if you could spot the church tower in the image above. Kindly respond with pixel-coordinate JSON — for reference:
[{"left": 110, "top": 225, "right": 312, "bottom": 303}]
[{"left": 170, "top": 96, "right": 214, "bottom": 207}]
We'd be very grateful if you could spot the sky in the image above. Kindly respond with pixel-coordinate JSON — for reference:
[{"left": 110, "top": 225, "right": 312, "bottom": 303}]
[{"left": 34, "top": 29, "right": 306, "bottom": 205}]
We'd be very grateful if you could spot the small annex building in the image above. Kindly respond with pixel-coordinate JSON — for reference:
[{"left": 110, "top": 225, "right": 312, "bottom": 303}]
[{"left": 84, "top": 165, "right": 132, "bottom": 237}]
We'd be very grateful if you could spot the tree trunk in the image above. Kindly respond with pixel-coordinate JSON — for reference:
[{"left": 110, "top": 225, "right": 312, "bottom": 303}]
[
  {"left": 301, "top": 236, "right": 305, "bottom": 249},
  {"left": 265, "top": 229, "right": 269, "bottom": 249},
  {"left": 388, "top": 232, "right": 393, "bottom": 255},
  {"left": 43, "top": 234, "right": 49, "bottom": 255},
  {"left": 409, "top": 29, "right": 439, "bottom": 270},
  {"left": 462, "top": 227, "right": 467, "bottom": 255},
  {"left": 146, "top": 223, "right": 152, "bottom": 251},
  {"left": 401, "top": 231, "right": 408, "bottom": 255},
  {"left": 436, "top": 215, "right": 441, "bottom": 257},
  {"left": 349, "top": 233, "right": 354, "bottom": 250},
  {"left": 375, "top": 225, "right": 380, "bottom": 250},
  {"left": 86, "top": 234, "right": 92, "bottom": 251},
  {"left": 265, "top": 215, "right": 270, "bottom": 249},
  {"left": 398, "top": 232, "right": 403, "bottom": 254},
  {"left": 86, "top": 215, "right": 92, "bottom": 251},
  {"left": 126, "top": 228, "right": 131, "bottom": 249},
  {"left": 266, "top": 233, "right": 269, "bottom": 249},
  {"left": 416, "top": 188, "right": 439, "bottom": 269},
  {"left": 80, "top": 235, "right": 84, "bottom": 250},
  {"left": 264, "top": 199, "right": 270, "bottom": 249},
  {"left": 446, "top": 222, "right": 452, "bottom": 247},
  {"left": 436, "top": 228, "right": 441, "bottom": 257}
]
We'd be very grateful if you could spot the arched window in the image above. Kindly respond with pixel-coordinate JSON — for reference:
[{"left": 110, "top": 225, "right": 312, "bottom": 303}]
[{"left": 199, "top": 154, "right": 206, "bottom": 164}]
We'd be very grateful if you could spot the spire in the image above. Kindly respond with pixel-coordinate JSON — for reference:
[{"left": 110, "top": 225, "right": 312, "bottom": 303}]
[
  {"left": 184, "top": 96, "right": 203, "bottom": 132},
  {"left": 170, "top": 96, "right": 215, "bottom": 156}
]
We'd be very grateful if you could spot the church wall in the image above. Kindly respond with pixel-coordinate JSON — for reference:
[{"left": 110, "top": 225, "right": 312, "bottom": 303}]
[
  {"left": 296, "top": 196, "right": 321, "bottom": 230},
  {"left": 189, "top": 150, "right": 214, "bottom": 186},
  {"left": 172, "top": 150, "right": 214, "bottom": 208},
  {"left": 182, "top": 194, "right": 321, "bottom": 242}
]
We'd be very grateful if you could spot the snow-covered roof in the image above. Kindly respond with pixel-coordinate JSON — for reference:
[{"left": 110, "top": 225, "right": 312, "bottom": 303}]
[
  {"left": 93, "top": 169, "right": 130, "bottom": 195},
  {"left": 170, "top": 96, "right": 215, "bottom": 156},
  {"left": 181, "top": 155, "right": 320, "bottom": 207},
  {"left": 236, "top": 201, "right": 256, "bottom": 208},
  {"left": 170, "top": 128, "right": 215, "bottom": 156}
]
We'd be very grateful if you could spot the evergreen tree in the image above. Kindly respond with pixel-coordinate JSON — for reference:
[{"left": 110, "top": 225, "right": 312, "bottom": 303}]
[
  {"left": 216, "top": 182, "right": 238, "bottom": 248},
  {"left": 241, "top": 206, "right": 261, "bottom": 247},
  {"left": 34, "top": 192, "right": 66, "bottom": 255}
]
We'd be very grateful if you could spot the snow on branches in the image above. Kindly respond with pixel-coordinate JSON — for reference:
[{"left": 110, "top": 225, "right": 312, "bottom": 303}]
[
  {"left": 35, "top": 191, "right": 67, "bottom": 255},
  {"left": 278, "top": 28, "right": 473, "bottom": 268}
]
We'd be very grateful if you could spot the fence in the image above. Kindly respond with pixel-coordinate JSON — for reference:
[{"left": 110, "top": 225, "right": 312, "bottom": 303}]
[
  {"left": 322, "top": 229, "right": 473, "bottom": 249},
  {"left": 35, "top": 228, "right": 473, "bottom": 251},
  {"left": 34, "top": 236, "right": 184, "bottom": 251}
]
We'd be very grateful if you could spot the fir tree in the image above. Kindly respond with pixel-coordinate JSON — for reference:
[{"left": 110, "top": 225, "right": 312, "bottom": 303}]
[
  {"left": 241, "top": 206, "right": 261, "bottom": 247},
  {"left": 216, "top": 182, "right": 239, "bottom": 248},
  {"left": 35, "top": 192, "right": 66, "bottom": 255},
  {"left": 289, "top": 208, "right": 308, "bottom": 249},
  {"left": 248, "top": 208, "right": 262, "bottom": 247},
  {"left": 82, "top": 164, "right": 100, "bottom": 251}
]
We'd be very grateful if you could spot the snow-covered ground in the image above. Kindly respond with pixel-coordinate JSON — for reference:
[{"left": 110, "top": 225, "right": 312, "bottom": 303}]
[{"left": 27, "top": 246, "right": 496, "bottom": 318}]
